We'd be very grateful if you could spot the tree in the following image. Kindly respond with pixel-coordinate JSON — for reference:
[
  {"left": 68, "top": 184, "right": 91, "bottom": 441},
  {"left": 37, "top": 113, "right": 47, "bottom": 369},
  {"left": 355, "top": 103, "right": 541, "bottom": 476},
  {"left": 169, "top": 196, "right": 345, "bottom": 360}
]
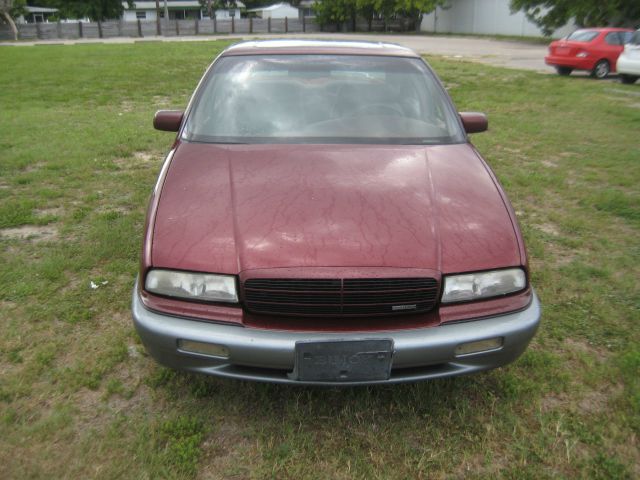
[
  {"left": 510, "top": 0, "right": 640, "bottom": 36},
  {"left": 314, "top": 0, "right": 356, "bottom": 31},
  {"left": 315, "top": 0, "right": 445, "bottom": 32},
  {"left": 356, "top": 0, "right": 376, "bottom": 30},
  {"left": 394, "top": 0, "right": 446, "bottom": 31},
  {"left": 198, "top": 0, "right": 239, "bottom": 19},
  {"left": 1, "top": 0, "right": 25, "bottom": 41}
]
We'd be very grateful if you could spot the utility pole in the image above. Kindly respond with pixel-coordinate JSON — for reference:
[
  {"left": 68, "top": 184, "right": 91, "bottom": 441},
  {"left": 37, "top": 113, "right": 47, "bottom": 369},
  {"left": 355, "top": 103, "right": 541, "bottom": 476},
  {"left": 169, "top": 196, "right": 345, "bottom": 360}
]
[
  {"left": 155, "top": 0, "right": 161, "bottom": 35},
  {"left": 164, "top": 0, "right": 169, "bottom": 27}
]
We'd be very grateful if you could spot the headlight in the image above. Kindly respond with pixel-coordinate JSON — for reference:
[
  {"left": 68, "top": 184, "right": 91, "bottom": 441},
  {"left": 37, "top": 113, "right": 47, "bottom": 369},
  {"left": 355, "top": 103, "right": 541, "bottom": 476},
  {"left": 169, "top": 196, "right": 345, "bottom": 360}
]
[
  {"left": 145, "top": 269, "right": 238, "bottom": 303},
  {"left": 441, "top": 268, "right": 526, "bottom": 304}
]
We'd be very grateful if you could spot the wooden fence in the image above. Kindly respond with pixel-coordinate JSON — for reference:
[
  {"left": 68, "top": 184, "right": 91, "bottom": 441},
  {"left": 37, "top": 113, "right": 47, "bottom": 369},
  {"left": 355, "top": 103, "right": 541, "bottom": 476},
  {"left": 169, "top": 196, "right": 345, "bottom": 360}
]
[{"left": 0, "top": 17, "right": 415, "bottom": 41}]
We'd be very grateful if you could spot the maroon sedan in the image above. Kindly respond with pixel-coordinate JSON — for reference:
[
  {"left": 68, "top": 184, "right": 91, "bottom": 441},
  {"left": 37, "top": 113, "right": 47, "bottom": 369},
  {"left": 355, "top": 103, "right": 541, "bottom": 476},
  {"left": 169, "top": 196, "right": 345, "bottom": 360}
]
[
  {"left": 545, "top": 28, "right": 633, "bottom": 78},
  {"left": 133, "top": 40, "right": 540, "bottom": 385}
]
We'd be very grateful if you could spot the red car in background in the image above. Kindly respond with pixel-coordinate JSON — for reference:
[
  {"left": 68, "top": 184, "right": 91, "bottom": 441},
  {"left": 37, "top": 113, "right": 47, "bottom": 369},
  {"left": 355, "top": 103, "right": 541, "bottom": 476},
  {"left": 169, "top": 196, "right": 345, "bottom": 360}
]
[{"left": 546, "top": 28, "right": 634, "bottom": 78}]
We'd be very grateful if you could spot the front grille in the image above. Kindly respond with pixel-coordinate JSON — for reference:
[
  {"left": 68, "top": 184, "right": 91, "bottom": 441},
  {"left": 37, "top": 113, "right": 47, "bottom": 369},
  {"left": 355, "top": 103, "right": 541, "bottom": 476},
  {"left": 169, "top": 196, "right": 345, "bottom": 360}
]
[{"left": 243, "top": 277, "right": 439, "bottom": 317}]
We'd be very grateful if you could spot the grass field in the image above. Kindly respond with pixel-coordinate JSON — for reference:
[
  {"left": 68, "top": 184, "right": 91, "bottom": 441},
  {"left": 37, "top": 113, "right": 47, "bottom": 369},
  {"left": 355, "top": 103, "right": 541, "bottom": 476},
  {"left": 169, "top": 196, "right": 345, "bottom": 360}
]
[{"left": 0, "top": 41, "right": 639, "bottom": 479}]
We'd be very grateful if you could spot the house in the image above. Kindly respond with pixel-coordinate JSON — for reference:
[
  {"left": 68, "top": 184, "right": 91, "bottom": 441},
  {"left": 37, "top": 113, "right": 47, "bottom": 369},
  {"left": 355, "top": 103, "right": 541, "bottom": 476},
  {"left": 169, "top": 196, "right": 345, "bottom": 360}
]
[
  {"left": 17, "top": 6, "right": 59, "bottom": 24},
  {"left": 297, "top": 0, "right": 316, "bottom": 19},
  {"left": 420, "top": 0, "right": 575, "bottom": 38},
  {"left": 246, "top": 3, "right": 299, "bottom": 20},
  {"left": 121, "top": 1, "right": 244, "bottom": 22}
]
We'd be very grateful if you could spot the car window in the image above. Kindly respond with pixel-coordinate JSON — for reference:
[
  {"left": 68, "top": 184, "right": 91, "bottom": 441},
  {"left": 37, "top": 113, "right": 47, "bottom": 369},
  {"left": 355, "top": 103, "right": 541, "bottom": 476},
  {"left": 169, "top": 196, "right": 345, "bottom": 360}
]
[
  {"left": 627, "top": 31, "right": 640, "bottom": 45},
  {"left": 605, "top": 32, "right": 623, "bottom": 46},
  {"left": 567, "top": 30, "right": 599, "bottom": 42},
  {"left": 183, "top": 55, "right": 466, "bottom": 145},
  {"left": 620, "top": 32, "right": 633, "bottom": 44}
]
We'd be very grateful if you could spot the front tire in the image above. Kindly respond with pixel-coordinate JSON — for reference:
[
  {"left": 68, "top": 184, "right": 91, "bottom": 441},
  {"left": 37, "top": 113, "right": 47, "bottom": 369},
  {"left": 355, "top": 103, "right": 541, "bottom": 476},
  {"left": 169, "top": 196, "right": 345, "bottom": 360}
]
[
  {"left": 620, "top": 74, "right": 638, "bottom": 84},
  {"left": 591, "top": 60, "right": 610, "bottom": 79},
  {"left": 556, "top": 66, "right": 572, "bottom": 76}
]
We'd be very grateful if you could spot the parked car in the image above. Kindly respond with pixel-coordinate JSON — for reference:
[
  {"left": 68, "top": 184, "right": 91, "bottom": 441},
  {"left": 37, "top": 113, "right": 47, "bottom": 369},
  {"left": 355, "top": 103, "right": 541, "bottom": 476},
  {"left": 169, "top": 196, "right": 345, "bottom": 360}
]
[
  {"left": 545, "top": 28, "right": 634, "bottom": 78},
  {"left": 617, "top": 29, "right": 640, "bottom": 84},
  {"left": 133, "top": 40, "right": 541, "bottom": 385}
]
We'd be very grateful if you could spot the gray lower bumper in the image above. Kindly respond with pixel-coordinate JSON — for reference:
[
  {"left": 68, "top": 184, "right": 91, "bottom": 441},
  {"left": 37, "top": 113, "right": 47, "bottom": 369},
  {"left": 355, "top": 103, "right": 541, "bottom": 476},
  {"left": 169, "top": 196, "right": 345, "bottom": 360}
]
[{"left": 132, "top": 284, "right": 541, "bottom": 385}]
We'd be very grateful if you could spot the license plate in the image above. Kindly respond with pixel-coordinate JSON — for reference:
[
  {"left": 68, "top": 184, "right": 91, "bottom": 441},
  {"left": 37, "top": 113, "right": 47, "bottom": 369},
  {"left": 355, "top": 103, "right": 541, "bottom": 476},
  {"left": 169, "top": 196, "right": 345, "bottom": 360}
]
[{"left": 289, "top": 339, "right": 393, "bottom": 382}]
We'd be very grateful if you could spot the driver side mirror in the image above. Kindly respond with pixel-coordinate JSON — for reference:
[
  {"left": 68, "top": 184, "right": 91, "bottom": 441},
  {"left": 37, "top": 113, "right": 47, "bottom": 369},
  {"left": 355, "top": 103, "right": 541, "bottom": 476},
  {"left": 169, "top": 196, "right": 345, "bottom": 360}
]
[
  {"left": 459, "top": 112, "right": 488, "bottom": 134},
  {"left": 154, "top": 110, "right": 184, "bottom": 132}
]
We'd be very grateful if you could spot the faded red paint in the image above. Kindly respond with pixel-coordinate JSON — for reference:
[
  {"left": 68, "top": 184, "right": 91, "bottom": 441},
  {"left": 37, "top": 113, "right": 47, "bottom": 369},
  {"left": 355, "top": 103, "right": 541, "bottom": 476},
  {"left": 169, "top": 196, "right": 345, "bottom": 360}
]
[
  {"left": 140, "top": 141, "right": 529, "bottom": 329},
  {"left": 151, "top": 142, "right": 521, "bottom": 274},
  {"left": 139, "top": 42, "right": 531, "bottom": 330}
]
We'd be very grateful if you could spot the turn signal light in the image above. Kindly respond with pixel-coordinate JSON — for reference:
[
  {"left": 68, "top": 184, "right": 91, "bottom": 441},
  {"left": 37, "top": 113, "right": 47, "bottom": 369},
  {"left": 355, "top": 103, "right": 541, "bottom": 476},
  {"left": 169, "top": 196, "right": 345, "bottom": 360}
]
[
  {"left": 178, "top": 339, "right": 230, "bottom": 359},
  {"left": 454, "top": 337, "right": 503, "bottom": 357}
]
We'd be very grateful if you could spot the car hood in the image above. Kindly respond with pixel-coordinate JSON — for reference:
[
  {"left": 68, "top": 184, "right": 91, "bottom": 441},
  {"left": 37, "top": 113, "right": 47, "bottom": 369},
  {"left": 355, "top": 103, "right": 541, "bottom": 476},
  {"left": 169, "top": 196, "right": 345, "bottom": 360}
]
[{"left": 151, "top": 142, "right": 522, "bottom": 275}]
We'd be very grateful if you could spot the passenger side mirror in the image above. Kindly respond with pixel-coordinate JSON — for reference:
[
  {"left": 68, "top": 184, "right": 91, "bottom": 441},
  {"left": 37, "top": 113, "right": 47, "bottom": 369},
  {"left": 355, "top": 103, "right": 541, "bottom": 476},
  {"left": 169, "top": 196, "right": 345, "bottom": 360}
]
[
  {"left": 154, "top": 110, "right": 184, "bottom": 132},
  {"left": 459, "top": 112, "right": 488, "bottom": 134}
]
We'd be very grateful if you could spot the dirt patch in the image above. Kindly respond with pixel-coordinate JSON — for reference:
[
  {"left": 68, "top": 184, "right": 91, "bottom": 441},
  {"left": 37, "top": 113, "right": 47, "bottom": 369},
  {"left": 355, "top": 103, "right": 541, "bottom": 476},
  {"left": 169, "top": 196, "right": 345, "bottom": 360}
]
[
  {"left": 605, "top": 88, "right": 640, "bottom": 98},
  {"left": 541, "top": 386, "right": 621, "bottom": 415},
  {"left": 541, "top": 160, "right": 558, "bottom": 168},
  {"left": 577, "top": 388, "right": 619, "bottom": 415},
  {"left": 22, "top": 162, "right": 45, "bottom": 173},
  {"left": 153, "top": 95, "right": 172, "bottom": 107},
  {"left": 119, "top": 100, "right": 135, "bottom": 113},
  {"left": 563, "top": 338, "right": 609, "bottom": 364},
  {"left": 134, "top": 151, "right": 157, "bottom": 163},
  {"left": 96, "top": 205, "right": 131, "bottom": 216},
  {"left": 537, "top": 223, "right": 560, "bottom": 236},
  {"left": 550, "top": 250, "right": 577, "bottom": 267},
  {"left": 36, "top": 207, "right": 64, "bottom": 218},
  {"left": 450, "top": 450, "right": 509, "bottom": 479},
  {"left": 197, "top": 420, "right": 258, "bottom": 480},
  {"left": 0, "top": 225, "right": 58, "bottom": 242},
  {"left": 113, "top": 151, "right": 160, "bottom": 170},
  {"left": 540, "top": 392, "right": 569, "bottom": 412}
]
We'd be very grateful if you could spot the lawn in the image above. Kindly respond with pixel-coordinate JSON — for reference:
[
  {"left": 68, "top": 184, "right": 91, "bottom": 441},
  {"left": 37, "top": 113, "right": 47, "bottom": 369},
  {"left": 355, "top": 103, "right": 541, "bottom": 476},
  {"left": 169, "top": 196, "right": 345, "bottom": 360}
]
[{"left": 0, "top": 41, "right": 638, "bottom": 479}]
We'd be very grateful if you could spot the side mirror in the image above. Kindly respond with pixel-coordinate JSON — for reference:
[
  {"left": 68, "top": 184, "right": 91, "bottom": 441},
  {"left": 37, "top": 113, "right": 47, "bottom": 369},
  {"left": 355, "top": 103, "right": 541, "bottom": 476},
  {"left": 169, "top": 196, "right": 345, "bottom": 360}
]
[
  {"left": 153, "top": 110, "right": 184, "bottom": 132},
  {"left": 459, "top": 112, "right": 488, "bottom": 134}
]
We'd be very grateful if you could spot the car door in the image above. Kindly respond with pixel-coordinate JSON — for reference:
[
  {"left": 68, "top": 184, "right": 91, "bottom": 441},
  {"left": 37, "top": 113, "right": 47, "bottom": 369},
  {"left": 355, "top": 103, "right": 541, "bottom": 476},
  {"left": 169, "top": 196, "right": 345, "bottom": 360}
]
[{"left": 603, "top": 32, "right": 627, "bottom": 67}]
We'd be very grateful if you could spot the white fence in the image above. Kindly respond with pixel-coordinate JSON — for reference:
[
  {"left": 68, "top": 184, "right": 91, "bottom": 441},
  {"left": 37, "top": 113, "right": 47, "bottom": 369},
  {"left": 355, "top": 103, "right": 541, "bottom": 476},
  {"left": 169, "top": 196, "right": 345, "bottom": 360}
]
[{"left": 0, "top": 17, "right": 324, "bottom": 41}]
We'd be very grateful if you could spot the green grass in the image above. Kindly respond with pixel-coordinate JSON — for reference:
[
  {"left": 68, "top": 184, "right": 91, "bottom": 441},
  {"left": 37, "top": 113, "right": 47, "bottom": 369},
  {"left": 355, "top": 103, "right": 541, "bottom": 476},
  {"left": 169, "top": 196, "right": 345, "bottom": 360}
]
[{"left": 0, "top": 42, "right": 639, "bottom": 479}]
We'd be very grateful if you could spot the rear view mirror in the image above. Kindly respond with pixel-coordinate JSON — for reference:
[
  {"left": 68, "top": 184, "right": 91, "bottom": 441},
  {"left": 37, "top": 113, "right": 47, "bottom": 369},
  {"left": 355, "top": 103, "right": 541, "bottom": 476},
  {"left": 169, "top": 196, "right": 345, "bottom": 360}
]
[
  {"left": 154, "top": 110, "right": 184, "bottom": 132},
  {"left": 459, "top": 112, "right": 488, "bottom": 134}
]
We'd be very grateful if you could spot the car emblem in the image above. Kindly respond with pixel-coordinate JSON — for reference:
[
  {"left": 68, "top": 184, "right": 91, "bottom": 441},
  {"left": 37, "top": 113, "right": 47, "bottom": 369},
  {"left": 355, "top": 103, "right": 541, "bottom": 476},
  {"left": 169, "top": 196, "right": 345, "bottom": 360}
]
[{"left": 392, "top": 304, "right": 417, "bottom": 311}]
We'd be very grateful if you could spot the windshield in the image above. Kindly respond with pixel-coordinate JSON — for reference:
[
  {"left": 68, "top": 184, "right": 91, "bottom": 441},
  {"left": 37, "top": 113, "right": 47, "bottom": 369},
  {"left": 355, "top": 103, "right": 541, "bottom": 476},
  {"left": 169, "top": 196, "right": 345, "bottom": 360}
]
[
  {"left": 567, "top": 30, "right": 599, "bottom": 42},
  {"left": 183, "top": 55, "right": 465, "bottom": 145}
]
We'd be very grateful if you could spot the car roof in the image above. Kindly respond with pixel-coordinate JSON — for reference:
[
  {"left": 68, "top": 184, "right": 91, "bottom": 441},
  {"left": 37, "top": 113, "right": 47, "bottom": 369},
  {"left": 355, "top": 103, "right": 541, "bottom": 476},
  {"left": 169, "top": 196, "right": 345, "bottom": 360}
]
[
  {"left": 573, "top": 27, "right": 634, "bottom": 33},
  {"left": 221, "top": 39, "right": 420, "bottom": 58}
]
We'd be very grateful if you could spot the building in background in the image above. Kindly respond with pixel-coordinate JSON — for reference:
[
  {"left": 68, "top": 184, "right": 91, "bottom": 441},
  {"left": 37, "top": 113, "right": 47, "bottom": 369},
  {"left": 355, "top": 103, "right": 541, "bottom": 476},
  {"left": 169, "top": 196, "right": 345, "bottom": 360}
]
[
  {"left": 420, "top": 0, "right": 575, "bottom": 38},
  {"left": 246, "top": 3, "right": 299, "bottom": 20},
  {"left": 298, "top": 0, "right": 315, "bottom": 19},
  {"left": 17, "top": 6, "right": 59, "bottom": 24},
  {"left": 121, "top": 1, "right": 244, "bottom": 22}
]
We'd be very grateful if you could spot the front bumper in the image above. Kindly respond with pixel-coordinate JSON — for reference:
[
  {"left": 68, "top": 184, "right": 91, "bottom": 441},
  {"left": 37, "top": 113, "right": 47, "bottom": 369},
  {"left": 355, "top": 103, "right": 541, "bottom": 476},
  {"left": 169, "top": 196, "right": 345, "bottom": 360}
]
[{"left": 132, "top": 283, "right": 541, "bottom": 385}]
